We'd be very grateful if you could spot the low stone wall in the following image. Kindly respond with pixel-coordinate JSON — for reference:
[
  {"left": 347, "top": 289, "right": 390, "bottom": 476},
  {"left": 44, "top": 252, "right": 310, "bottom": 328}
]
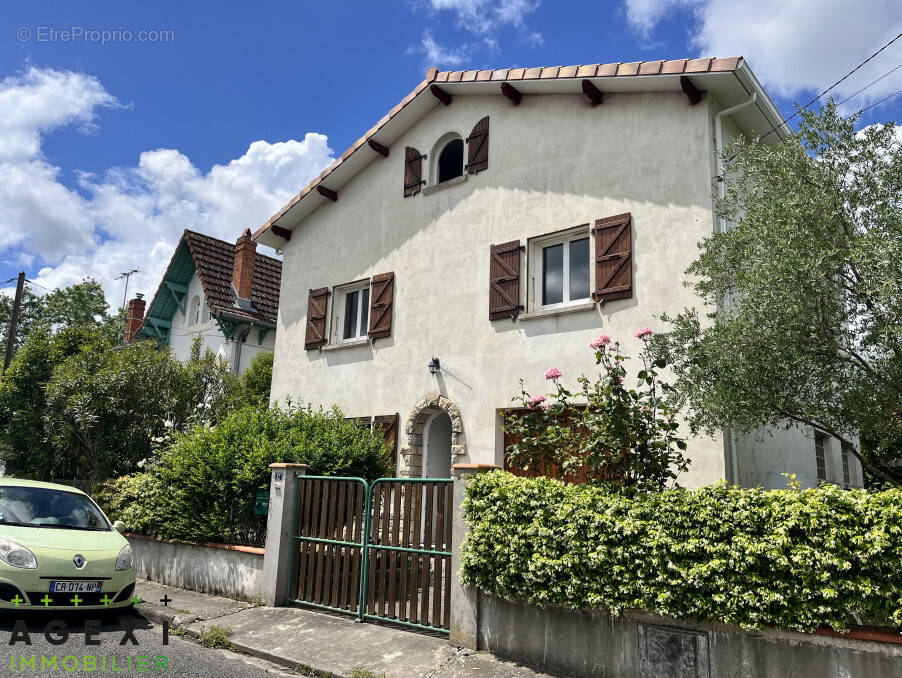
[
  {"left": 127, "top": 534, "right": 265, "bottom": 602},
  {"left": 476, "top": 593, "right": 902, "bottom": 678}
]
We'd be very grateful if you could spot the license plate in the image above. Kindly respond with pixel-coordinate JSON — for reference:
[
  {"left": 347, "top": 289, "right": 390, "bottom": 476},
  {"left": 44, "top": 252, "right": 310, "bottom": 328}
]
[{"left": 49, "top": 581, "right": 102, "bottom": 594}]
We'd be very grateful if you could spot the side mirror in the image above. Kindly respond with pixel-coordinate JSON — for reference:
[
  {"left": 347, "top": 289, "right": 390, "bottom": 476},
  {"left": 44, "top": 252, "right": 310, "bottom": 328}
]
[{"left": 113, "top": 521, "right": 127, "bottom": 533}]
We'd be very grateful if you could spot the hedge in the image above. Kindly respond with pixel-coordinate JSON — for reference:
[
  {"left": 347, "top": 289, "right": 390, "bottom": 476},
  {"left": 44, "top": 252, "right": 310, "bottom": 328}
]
[
  {"left": 95, "top": 404, "right": 393, "bottom": 545},
  {"left": 460, "top": 472, "right": 902, "bottom": 632}
]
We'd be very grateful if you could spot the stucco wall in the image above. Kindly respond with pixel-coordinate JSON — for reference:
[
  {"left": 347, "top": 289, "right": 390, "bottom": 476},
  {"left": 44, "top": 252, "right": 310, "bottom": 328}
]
[
  {"left": 128, "top": 535, "right": 264, "bottom": 601},
  {"left": 269, "top": 90, "right": 812, "bottom": 487},
  {"left": 476, "top": 593, "right": 902, "bottom": 678},
  {"left": 168, "top": 271, "right": 276, "bottom": 373}
]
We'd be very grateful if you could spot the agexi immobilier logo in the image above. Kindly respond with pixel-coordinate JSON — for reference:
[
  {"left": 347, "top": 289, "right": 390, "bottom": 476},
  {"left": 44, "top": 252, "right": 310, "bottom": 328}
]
[{"left": 5, "top": 618, "right": 171, "bottom": 673}]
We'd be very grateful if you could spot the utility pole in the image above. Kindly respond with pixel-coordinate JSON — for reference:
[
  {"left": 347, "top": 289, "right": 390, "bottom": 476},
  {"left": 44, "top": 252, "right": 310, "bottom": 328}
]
[
  {"left": 116, "top": 268, "right": 139, "bottom": 343},
  {"left": 3, "top": 272, "right": 26, "bottom": 373}
]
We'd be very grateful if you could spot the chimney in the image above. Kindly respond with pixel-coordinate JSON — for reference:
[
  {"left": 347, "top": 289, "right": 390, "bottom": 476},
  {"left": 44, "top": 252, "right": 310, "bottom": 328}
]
[
  {"left": 233, "top": 228, "right": 256, "bottom": 301},
  {"left": 125, "top": 293, "right": 146, "bottom": 343}
]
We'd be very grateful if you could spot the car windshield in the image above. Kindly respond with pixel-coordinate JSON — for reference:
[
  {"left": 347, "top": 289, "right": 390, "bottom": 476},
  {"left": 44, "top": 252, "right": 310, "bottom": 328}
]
[{"left": 0, "top": 486, "right": 110, "bottom": 531}]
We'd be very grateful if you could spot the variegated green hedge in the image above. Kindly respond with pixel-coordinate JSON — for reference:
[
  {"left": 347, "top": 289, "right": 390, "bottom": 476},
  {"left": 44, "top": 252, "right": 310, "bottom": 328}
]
[{"left": 460, "top": 472, "right": 902, "bottom": 632}]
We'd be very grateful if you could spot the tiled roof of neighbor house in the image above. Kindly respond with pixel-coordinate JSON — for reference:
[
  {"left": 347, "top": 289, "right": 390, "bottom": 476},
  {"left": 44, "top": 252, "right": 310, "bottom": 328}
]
[
  {"left": 139, "top": 230, "right": 282, "bottom": 341},
  {"left": 254, "top": 56, "right": 769, "bottom": 244}
]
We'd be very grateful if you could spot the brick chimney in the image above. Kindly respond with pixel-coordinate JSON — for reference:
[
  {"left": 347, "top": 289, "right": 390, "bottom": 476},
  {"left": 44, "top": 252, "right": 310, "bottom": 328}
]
[
  {"left": 233, "top": 228, "right": 256, "bottom": 301},
  {"left": 125, "top": 294, "right": 146, "bottom": 343}
]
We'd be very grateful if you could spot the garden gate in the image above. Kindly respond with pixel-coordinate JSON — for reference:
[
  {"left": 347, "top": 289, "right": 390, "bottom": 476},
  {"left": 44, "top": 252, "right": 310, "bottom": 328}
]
[{"left": 286, "top": 476, "right": 454, "bottom": 633}]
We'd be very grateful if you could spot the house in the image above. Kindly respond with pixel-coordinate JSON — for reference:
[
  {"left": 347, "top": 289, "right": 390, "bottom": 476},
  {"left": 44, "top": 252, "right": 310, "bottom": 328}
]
[
  {"left": 254, "top": 57, "right": 862, "bottom": 490},
  {"left": 126, "top": 228, "right": 280, "bottom": 373}
]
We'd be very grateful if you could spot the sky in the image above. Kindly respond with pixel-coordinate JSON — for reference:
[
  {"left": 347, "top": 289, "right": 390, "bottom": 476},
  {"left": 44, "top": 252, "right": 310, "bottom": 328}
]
[{"left": 1, "top": 1, "right": 901, "bottom": 309}]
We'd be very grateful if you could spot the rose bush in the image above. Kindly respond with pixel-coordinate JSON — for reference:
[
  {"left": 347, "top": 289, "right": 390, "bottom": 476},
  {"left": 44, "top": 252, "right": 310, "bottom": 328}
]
[{"left": 505, "top": 330, "right": 688, "bottom": 489}]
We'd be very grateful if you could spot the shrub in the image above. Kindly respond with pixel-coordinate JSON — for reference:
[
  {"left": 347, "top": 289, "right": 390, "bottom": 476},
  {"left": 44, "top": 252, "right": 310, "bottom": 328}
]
[
  {"left": 109, "top": 404, "right": 392, "bottom": 544},
  {"left": 505, "top": 331, "right": 687, "bottom": 488},
  {"left": 461, "top": 471, "right": 902, "bottom": 632},
  {"left": 92, "top": 473, "right": 163, "bottom": 536}
]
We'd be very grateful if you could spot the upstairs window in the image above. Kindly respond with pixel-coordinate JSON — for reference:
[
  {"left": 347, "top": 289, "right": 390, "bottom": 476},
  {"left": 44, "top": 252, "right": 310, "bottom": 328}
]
[
  {"left": 331, "top": 279, "right": 370, "bottom": 344},
  {"left": 814, "top": 432, "right": 828, "bottom": 483},
  {"left": 528, "top": 226, "right": 592, "bottom": 310},
  {"left": 437, "top": 138, "right": 464, "bottom": 183},
  {"left": 190, "top": 295, "right": 201, "bottom": 325},
  {"left": 841, "top": 444, "right": 852, "bottom": 487}
]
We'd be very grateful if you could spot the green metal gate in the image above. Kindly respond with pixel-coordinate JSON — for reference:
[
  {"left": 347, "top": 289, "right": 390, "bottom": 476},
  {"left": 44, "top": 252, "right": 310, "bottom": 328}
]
[{"left": 287, "top": 476, "right": 454, "bottom": 634}]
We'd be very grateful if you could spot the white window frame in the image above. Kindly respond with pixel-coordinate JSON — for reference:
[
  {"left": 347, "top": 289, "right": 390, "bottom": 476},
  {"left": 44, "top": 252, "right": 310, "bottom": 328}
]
[
  {"left": 429, "top": 132, "right": 464, "bottom": 187},
  {"left": 330, "top": 279, "right": 371, "bottom": 346},
  {"left": 190, "top": 295, "right": 201, "bottom": 326},
  {"left": 527, "top": 224, "right": 593, "bottom": 312},
  {"left": 814, "top": 432, "right": 828, "bottom": 483}
]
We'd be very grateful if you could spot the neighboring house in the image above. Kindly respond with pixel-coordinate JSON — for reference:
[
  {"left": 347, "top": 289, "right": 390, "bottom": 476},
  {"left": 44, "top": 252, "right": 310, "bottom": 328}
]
[
  {"left": 126, "top": 228, "right": 280, "bottom": 373},
  {"left": 254, "top": 57, "right": 862, "bottom": 489}
]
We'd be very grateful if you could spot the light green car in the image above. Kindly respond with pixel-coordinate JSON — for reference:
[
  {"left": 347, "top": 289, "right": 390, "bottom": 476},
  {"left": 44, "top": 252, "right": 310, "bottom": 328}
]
[{"left": 0, "top": 479, "right": 136, "bottom": 611}]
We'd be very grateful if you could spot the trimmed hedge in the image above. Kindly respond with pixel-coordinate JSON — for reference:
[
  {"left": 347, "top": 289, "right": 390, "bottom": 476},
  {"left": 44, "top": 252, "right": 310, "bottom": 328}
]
[{"left": 460, "top": 472, "right": 902, "bottom": 632}]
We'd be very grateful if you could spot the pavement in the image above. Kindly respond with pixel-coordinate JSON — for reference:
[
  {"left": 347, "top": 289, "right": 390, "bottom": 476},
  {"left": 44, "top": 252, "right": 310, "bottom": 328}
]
[
  {"left": 135, "top": 579, "right": 561, "bottom": 677},
  {"left": 0, "top": 607, "right": 296, "bottom": 676}
]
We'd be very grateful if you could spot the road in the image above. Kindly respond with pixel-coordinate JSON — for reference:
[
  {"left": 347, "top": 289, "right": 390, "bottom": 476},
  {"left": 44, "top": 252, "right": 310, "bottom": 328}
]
[{"left": 0, "top": 609, "right": 295, "bottom": 676}]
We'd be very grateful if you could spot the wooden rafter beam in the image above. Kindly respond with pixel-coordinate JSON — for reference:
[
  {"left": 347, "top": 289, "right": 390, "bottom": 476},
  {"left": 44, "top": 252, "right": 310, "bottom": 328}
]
[
  {"left": 147, "top": 317, "right": 172, "bottom": 329},
  {"left": 581, "top": 79, "right": 604, "bottom": 106},
  {"left": 430, "top": 84, "right": 452, "bottom": 106},
  {"left": 500, "top": 82, "right": 522, "bottom": 106},
  {"left": 317, "top": 185, "right": 338, "bottom": 202},
  {"left": 270, "top": 224, "right": 292, "bottom": 241},
  {"left": 164, "top": 281, "right": 188, "bottom": 314},
  {"left": 680, "top": 76, "right": 703, "bottom": 105},
  {"left": 368, "top": 139, "right": 389, "bottom": 158}
]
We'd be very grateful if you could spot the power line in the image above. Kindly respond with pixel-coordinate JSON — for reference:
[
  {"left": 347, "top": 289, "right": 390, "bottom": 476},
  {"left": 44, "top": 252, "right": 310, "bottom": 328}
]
[
  {"left": 858, "top": 88, "right": 902, "bottom": 115},
  {"left": 761, "top": 31, "right": 902, "bottom": 141},
  {"left": 837, "top": 62, "right": 902, "bottom": 107},
  {"left": 24, "top": 279, "right": 53, "bottom": 292}
]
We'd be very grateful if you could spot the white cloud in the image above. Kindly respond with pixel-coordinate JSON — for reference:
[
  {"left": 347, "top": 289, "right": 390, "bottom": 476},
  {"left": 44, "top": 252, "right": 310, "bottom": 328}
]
[
  {"left": 413, "top": 0, "right": 542, "bottom": 67},
  {"left": 0, "top": 66, "right": 335, "bottom": 309},
  {"left": 623, "top": 0, "right": 902, "bottom": 112},
  {"left": 419, "top": 31, "right": 475, "bottom": 68}
]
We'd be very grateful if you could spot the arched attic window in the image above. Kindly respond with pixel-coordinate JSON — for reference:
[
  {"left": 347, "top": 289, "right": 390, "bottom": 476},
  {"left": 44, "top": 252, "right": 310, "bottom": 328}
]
[
  {"left": 190, "top": 295, "right": 201, "bottom": 325},
  {"left": 432, "top": 134, "right": 464, "bottom": 184}
]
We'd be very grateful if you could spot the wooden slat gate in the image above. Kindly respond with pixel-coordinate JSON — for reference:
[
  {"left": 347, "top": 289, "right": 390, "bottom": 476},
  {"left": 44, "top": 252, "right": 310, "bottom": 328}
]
[{"left": 287, "top": 476, "right": 454, "bottom": 634}]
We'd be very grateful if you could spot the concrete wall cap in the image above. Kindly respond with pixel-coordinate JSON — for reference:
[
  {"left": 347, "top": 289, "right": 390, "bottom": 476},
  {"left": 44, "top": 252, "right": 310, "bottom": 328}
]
[{"left": 269, "top": 463, "right": 310, "bottom": 470}]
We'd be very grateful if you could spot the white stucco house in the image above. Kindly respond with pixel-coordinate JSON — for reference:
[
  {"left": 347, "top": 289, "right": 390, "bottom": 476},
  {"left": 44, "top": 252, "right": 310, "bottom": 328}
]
[
  {"left": 254, "top": 57, "right": 862, "bottom": 489},
  {"left": 127, "top": 228, "right": 280, "bottom": 373}
]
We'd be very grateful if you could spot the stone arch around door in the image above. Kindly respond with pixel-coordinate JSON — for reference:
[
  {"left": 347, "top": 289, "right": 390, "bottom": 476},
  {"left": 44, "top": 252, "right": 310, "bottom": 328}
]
[{"left": 399, "top": 394, "right": 466, "bottom": 478}]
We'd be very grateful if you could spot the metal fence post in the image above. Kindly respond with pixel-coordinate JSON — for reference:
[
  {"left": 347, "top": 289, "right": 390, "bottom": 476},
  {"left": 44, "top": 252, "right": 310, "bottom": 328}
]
[
  {"left": 449, "top": 463, "right": 498, "bottom": 649},
  {"left": 260, "top": 462, "right": 308, "bottom": 606}
]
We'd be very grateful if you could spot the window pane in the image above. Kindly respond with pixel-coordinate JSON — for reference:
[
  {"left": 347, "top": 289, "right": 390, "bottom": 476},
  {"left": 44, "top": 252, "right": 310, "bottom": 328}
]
[
  {"left": 343, "top": 290, "right": 359, "bottom": 339},
  {"left": 360, "top": 287, "right": 370, "bottom": 337},
  {"left": 542, "top": 244, "right": 563, "bottom": 305},
  {"left": 569, "top": 237, "right": 590, "bottom": 300},
  {"left": 437, "top": 139, "right": 464, "bottom": 183}
]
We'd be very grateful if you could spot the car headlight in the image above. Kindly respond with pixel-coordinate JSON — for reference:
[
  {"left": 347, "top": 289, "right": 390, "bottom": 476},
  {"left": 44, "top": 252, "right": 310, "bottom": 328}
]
[
  {"left": 115, "top": 544, "right": 133, "bottom": 571},
  {"left": 0, "top": 537, "right": 37, "bottom": 569}
]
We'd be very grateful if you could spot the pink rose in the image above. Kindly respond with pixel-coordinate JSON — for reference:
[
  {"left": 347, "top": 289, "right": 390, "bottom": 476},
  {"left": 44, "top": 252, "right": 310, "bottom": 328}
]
[
  {"left": 633, "top": 327, "right": 653, "bottom": 339},
  {"left": 590, "top": 334, "right": 612, "bottom": 349},
  {"left": 544, "top": 367, "right": 562, "bottom": 380},
  {"left": 527, "top": 395, "right": 546, "bottom": 408},
  {"left": 615, "top": 375, "right": 624, "bottom": 384},
  {"left": 541, "top": 401, "right": 554, "bottom": 411}
]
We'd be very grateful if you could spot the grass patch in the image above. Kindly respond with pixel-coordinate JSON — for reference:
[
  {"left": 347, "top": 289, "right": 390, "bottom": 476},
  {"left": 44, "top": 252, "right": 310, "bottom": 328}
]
[
  {"left": 348, "top": 667, "right": 386, "bottom": 678},
  {"left": 197, "top": 625, "right": 235, "bottom": 650},
  {"left": 169, "top": 626, "right": 187, "bottom": 637}
]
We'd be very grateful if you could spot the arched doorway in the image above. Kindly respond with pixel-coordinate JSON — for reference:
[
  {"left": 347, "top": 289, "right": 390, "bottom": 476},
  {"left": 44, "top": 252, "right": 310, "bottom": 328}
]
[
  {"left": 399, "top": 394, "right": 465, "bottom": 478},
  {"left": 424, "top": 412, "right": 452, "bottom": 478}
]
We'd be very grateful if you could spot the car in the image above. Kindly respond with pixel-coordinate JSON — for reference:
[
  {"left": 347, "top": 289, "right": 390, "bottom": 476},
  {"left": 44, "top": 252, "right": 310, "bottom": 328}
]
[{"left": 0, "top": 478, "right": 135, "bottom": 611}]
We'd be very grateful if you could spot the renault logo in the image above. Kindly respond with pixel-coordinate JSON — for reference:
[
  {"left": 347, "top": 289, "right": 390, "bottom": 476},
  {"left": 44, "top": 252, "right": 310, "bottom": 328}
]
[{"left": 73, "top": 554, "right": 85, "bottom": 568}]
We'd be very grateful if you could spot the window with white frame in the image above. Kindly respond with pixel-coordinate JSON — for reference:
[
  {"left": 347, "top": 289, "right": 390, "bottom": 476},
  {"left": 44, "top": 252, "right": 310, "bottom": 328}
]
[
  {"left": 331, "top": 280, "right": 370, "bottom": 343},
  {"left": 190, "top": 295, "right": 201, "bottom": 325},
  {"left": 841, "top": 444, "right": 852, "bottom": 487},
  {"left": 528, "top": 226, "right": 592, "bottom": 310},
  {"left": 202, "top": 301, "right": 211, "bottom": 323},
  {"left": 814, "top": 432, "right": 828, "bottom": 483}
]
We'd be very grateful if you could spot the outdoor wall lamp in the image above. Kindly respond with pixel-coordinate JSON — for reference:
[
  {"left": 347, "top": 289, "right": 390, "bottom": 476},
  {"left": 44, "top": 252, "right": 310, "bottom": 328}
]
[{"left": 428, "top": 357, "right": 441, "bottom": 375}]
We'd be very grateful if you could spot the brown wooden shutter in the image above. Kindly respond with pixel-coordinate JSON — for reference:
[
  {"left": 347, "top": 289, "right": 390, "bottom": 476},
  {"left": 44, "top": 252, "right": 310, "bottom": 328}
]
[
  {"left": 368, "top": 272, "right": 394, "bottom": 339},
  {"left": 304, "top": 287, "right": 329, "bottom": 349},
  {"left": 592, "top": 212, "right": 633, "bottom": 302},
  {"left": 489, "top": 240, "right": 521, "bottom": 320},
  {"left": 404, "top": 147, "right": 424, "bottom": 197},
  {"left": 374, "top": 413, "right": 399, "bottom": 469},
  {"left": 466, "top": 116, "right": 489, "bottom": 174}
]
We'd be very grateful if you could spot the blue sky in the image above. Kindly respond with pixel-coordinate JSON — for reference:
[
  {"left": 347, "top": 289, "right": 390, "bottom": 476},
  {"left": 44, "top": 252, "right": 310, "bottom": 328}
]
[{"left": 1, "top": 0, "right": 901, "bottom": 306}]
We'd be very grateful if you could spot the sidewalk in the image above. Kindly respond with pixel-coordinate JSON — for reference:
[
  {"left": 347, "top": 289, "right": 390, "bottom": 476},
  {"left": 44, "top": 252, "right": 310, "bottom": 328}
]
[{"left": 134, "top": 580, "right": 559, "bottom": 678}]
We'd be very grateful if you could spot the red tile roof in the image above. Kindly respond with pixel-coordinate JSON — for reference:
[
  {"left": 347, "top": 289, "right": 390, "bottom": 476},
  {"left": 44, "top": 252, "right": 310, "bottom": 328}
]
[{"left": 253, "top": 57, "right": 744, "bottom": 242}]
